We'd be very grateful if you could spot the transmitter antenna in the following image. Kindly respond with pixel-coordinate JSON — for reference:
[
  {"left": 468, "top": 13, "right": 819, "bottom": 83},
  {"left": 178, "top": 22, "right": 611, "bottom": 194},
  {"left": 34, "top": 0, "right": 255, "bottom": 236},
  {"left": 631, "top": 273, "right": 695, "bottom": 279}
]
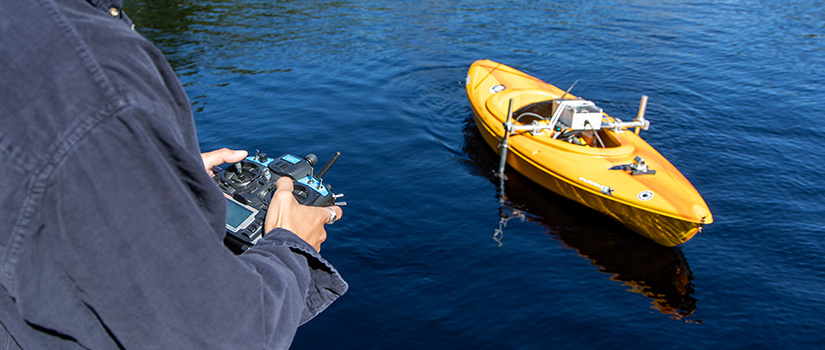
[{"left": 316, "top": 152, "right": 341, "bottom": 179}]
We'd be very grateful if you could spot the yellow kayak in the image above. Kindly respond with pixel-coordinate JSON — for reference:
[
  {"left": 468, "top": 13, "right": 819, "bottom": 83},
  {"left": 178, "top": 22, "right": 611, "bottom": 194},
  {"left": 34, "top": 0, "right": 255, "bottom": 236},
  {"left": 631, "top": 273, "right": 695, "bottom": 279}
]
[{"left": 466, "top": 59, "right": 712, "bottom": 246}]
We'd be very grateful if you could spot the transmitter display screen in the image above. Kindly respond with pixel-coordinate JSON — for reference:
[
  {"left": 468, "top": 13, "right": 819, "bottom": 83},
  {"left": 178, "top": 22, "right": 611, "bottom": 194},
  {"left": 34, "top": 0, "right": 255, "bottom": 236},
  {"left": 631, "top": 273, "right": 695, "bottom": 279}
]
[{"left": 225, "top": 197, "right": 256, "bottom": 231}]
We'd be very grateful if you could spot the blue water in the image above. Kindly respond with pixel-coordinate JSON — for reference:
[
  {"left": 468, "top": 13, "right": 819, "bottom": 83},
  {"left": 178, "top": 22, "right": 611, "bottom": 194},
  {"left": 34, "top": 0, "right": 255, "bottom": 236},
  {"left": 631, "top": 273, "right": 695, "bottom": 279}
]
[{"left": 129, "top": 1, "right": 825, "bottom": 348}]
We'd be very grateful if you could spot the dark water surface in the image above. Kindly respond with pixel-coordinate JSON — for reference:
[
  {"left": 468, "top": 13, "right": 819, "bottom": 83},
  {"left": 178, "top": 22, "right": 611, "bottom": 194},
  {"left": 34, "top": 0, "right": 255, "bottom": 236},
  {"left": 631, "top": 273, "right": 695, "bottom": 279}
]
[{"left": 129, "top": 1, "right": 825, "bottom": 348}]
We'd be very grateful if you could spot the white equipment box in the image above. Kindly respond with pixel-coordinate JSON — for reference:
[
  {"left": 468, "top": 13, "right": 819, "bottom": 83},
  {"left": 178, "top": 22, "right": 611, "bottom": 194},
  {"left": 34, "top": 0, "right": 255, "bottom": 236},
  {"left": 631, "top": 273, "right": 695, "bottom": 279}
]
[{"left": 553, "top": 100, "right": 603, "bottom": 130}]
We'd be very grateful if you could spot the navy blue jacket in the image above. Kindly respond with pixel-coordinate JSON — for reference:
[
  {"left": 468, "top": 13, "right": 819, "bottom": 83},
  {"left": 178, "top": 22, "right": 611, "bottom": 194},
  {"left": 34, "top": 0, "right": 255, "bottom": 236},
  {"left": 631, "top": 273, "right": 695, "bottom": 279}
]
[{"left": 0, "top": 0, "right": 347, "bottom": 348}]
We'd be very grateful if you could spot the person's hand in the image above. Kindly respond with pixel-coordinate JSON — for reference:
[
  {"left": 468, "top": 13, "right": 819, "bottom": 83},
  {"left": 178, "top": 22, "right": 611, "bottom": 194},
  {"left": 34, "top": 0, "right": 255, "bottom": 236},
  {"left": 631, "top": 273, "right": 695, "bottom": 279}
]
[
  {"left": 264, "top": 177, "right": 343, "bottom": 252},
  {"left": 201, "top": 148, "right": 248, "bottom": 176}
]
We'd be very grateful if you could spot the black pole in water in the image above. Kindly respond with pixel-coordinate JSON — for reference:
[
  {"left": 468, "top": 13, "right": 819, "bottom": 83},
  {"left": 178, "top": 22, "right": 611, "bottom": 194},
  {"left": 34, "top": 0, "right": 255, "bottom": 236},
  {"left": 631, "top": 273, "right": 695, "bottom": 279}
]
[
  {"left": 497, "top": 98, "right": 514, "bottom": 190},
  {"left": 493, "top": 99, "right": 515, "bottom": 246}
]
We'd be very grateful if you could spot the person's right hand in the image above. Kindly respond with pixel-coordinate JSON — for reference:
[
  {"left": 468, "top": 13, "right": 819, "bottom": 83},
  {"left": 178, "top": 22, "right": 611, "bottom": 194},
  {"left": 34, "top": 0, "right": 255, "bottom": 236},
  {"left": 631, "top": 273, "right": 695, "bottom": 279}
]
[{"left": 263, "top": 177, "right": 342, "bottom": 252}]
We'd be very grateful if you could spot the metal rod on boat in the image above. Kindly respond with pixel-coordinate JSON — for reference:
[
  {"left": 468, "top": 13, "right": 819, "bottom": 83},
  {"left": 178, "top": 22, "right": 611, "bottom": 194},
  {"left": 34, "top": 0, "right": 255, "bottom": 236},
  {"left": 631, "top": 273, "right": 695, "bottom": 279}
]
[
  {"left": 559, "top": 80, "right": 578, "bottom": 100},
  {"left": 635, "top": 95, "right": 649, "bottom": 135},
  {"left": 497, "top": 98, "right": 514, "bottom": 183},
  {"left": 498, "top": 98, "right": 513, "bottom": 182}
]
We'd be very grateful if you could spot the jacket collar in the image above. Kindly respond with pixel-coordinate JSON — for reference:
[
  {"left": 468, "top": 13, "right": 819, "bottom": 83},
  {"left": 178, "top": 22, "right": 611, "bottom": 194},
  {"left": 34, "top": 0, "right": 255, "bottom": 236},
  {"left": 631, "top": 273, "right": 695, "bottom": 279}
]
[
  {"left": 86, "top": 0, "right": 132, "bottom": 27},
  {"left": 86, "top": 0, "right": 123, "bottom": 10}
]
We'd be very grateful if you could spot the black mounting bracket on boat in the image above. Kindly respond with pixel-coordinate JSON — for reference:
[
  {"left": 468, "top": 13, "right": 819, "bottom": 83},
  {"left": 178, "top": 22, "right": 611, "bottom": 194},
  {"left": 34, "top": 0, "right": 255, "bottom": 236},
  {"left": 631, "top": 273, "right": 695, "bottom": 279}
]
[{"left": 610, "top": 155, "right": 657, "bottom": 175}]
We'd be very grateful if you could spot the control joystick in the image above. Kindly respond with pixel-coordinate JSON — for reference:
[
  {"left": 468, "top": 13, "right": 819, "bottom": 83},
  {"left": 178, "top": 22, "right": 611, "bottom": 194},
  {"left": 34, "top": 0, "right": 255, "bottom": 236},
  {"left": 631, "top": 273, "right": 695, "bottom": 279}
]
[
  {"left": 213, "top": 151, "right": 343, "bottom": 254},
  {"left": 220, "top": 160, "right": 263, "bottom": 188}
]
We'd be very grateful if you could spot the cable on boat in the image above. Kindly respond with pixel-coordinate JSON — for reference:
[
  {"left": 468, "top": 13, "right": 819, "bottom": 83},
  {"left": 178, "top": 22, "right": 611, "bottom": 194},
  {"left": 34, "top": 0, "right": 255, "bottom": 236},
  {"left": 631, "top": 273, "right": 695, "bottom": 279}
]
[
  {"left": 515, "top": 112, "right": 545, "bottom": 123},
  {"left": 584, "top": 120, "right": 606, "bottom": 148}
]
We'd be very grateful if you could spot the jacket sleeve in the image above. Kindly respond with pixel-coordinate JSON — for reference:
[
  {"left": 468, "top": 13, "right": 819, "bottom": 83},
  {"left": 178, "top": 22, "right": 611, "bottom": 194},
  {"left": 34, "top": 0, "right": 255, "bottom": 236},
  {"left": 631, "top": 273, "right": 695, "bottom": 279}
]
[{"left": 34, "top": 106, "right": 347, "bottom": 349}]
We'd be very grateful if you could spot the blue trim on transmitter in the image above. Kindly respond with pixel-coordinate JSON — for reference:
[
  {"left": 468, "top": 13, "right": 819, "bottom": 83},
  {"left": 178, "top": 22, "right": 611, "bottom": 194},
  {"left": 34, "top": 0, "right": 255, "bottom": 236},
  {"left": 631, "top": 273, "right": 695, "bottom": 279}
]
[
  {"left": 281, "top": 155, "right": 302, "bottom": 164},
  {"left": 297, "top": 176, "right": 330, "bottom": 196}
]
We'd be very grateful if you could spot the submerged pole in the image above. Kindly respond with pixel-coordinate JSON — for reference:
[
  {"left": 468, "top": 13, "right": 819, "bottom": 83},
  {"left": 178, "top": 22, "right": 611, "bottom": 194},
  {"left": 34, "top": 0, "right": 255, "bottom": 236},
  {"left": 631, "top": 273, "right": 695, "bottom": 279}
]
[{"left": 494, "top": 98, "right": 515, "bottom": 246}]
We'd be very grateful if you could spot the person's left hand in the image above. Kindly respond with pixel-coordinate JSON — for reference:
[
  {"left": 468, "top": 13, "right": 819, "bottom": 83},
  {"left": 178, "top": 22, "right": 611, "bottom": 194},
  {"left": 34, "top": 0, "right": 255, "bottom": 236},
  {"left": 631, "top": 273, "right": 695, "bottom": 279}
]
[{"left": 201, "top": 148, "right": 248, "bottom": 176}]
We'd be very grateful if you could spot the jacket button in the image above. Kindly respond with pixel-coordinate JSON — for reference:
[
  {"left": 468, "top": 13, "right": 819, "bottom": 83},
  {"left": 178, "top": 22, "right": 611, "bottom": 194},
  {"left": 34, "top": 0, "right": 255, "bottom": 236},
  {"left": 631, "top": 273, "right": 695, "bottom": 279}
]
[{"left": 109, "top": 7, "right": 120, "bottom": 17}]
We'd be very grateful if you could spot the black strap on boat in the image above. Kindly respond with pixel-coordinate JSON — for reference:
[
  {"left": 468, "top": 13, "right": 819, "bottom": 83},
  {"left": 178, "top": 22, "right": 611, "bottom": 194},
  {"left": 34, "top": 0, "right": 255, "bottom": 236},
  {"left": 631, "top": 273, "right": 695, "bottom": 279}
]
[{"left": 610, "top": 155, "right": 657, "bottom": 175}]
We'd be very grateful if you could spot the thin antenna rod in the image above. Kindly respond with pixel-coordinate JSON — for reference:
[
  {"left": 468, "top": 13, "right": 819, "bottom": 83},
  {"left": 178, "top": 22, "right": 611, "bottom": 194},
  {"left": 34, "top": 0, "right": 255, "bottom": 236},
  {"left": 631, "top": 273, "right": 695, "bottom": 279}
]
[{"left": 559, "top": 80, "right": 579, "bottom": 100}]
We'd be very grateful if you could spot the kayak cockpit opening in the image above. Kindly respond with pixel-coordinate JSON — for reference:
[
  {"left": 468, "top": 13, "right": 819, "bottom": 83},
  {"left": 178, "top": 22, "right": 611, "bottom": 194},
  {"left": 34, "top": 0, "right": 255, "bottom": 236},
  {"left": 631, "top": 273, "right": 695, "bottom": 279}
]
[
  {"left": 512, "top": 99, "right": 618, "bottom": 148},
  {"left": 510, "top": 95, "right": 652, "bottom": 148}
]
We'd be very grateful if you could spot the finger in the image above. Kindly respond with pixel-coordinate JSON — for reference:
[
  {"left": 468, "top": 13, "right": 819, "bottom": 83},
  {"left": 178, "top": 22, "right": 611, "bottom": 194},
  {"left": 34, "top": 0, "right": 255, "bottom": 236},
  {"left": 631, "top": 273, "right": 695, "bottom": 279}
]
[
  {"left": 222, "top": 149, "right": 249, "bottom": 164},
  {"left": 202, "top": 148, "right": 248, "bottom": 170},
  {"left": 273, "top": 176, "right": 294, "bottom": 194},
  {"left": 328, "top": 205, "right": 343, "bottom": 223}
]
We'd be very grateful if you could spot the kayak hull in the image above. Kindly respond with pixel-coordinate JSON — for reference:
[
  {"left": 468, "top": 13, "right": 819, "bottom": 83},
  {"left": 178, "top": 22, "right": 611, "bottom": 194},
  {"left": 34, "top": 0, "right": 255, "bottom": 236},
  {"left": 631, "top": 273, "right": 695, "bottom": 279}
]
[{"left": 466, "top": 59, "right": 712, "bottom": 246}]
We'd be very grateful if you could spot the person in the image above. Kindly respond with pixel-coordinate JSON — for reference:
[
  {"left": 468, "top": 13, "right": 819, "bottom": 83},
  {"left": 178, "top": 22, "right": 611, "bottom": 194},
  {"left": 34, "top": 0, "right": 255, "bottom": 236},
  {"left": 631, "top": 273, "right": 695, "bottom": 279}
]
[{"left": 0, "top": 0, "right": 346, "bottom": 349}]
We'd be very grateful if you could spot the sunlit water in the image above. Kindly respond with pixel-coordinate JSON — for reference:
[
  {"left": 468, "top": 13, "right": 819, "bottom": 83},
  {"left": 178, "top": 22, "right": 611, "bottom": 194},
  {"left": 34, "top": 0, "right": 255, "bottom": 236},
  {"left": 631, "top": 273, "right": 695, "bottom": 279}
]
[{"left": 129, "top": 1, "right": 825, "bottom": 348}]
